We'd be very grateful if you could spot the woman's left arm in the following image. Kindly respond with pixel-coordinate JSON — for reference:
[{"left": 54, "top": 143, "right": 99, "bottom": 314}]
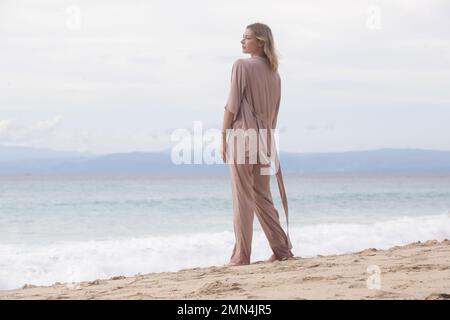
[{"left": 221, "top": 59, "right": 246, "bottom": 163}]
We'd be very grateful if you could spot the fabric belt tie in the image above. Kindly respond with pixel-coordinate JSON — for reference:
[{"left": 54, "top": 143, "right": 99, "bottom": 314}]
[{"left": 251, "top": 110, "right": 292, "bottom": 250}]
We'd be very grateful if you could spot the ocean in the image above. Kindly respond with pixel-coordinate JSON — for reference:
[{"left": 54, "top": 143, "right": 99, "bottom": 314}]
[{"left": 1, "top": 172, "right": 450, "bottom": 290}]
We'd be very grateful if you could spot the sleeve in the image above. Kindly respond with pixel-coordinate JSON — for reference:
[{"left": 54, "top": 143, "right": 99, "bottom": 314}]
[
  {"left": 224, "top": 59, "right": 247, "bottom": 122},
  {"left": 272, "top": 77, "right": 281, "bottom": 129}
]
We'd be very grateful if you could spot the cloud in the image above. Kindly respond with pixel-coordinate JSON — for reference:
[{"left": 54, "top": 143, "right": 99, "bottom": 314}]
[
  {"left": 0, "top": 116, "right": 63, "bottom": 143},
  {"left": 305, "top": 123, "right": 335, "bottom": 132},
  {"left": 0, "top": 119, "right": 14, "bottom": 140},
  {"left": 0, "top": 0, "right": 449, "bottom": 152},
  {"left": 32, "top": 115, "right": 62, "bottom": 132}
]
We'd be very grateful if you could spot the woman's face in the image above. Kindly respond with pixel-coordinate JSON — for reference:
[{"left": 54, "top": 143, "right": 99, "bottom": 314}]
[{"left": 241, "top": 28, "right": 263, "bottom": 55}]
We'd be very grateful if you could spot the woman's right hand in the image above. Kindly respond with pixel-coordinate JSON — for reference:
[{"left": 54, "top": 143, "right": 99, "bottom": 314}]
[{"left": 220, "top": 132, "right": 227, "bottom": 163}]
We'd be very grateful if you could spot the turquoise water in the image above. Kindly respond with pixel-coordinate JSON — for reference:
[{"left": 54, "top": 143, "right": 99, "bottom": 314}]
[
  {"left": 1, "top": 172, "right": 449, "bottom": 244},
  {"left": 1, "top": 172, "right": 450, "bottom": 290}
]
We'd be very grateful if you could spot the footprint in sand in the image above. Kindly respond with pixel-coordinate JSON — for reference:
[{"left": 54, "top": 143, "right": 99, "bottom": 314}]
[
  {"left": 193, "top": 280, "right": 244, "bottom": 295},
  {"left": 425, "top": 293, "right": 450, "bottom": 300}
]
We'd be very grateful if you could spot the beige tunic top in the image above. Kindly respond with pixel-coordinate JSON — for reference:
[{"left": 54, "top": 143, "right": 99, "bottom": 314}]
[
  {"left": 224, "top": 56, "right": 292, "bottom": 250},
  {"left": 224, "top": 56, "right": 281, "bottom": 134}
]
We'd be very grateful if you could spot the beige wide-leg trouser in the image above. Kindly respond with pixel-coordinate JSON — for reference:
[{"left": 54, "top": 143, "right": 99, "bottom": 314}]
[{"left": 229, "top": 162, "right": 294, "bottom": 265}]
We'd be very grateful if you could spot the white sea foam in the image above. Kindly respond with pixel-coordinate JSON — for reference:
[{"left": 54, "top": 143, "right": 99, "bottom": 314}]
[{"left": 1, "top": 213, "right": 449, "bottom": 290}]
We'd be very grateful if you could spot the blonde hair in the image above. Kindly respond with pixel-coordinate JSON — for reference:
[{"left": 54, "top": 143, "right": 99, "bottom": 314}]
[{"left": 246, "top": 22, "right": 279, "bottom": 72}]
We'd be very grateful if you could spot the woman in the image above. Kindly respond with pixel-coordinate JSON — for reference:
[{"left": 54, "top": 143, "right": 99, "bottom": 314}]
[{"left": 221, "top": 23, "right": 294, "bottom": 266}]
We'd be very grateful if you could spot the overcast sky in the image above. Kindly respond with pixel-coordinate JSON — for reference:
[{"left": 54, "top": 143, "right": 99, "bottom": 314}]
[{"left": 1, "top": 0, "right": 449, "bottom": 154}]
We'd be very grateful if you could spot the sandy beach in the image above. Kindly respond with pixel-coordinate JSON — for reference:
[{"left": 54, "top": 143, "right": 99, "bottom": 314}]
[{"left": 1, "top": 239, "right": 449, "bottom": 300}]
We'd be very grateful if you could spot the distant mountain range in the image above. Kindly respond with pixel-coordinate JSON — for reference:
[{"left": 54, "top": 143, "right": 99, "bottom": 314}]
[{"left": 1, "top": 145, "right": 450, "bottom": 176}]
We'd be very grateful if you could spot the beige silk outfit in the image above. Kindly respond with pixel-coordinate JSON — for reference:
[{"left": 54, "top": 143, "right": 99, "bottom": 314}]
[{"left": 224, "top": 56, "right": 293, "bottom": 265}]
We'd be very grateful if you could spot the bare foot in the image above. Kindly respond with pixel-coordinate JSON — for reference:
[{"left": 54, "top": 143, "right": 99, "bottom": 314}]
[
  {"left": 265, "top": 254, "right": 279, "bottom": 263},
  {"left": 224, "top": 262, "right": 249, "bottom": 267},
  {"left": 265, "top": 254, "right": 293, "bottom": 263}
]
